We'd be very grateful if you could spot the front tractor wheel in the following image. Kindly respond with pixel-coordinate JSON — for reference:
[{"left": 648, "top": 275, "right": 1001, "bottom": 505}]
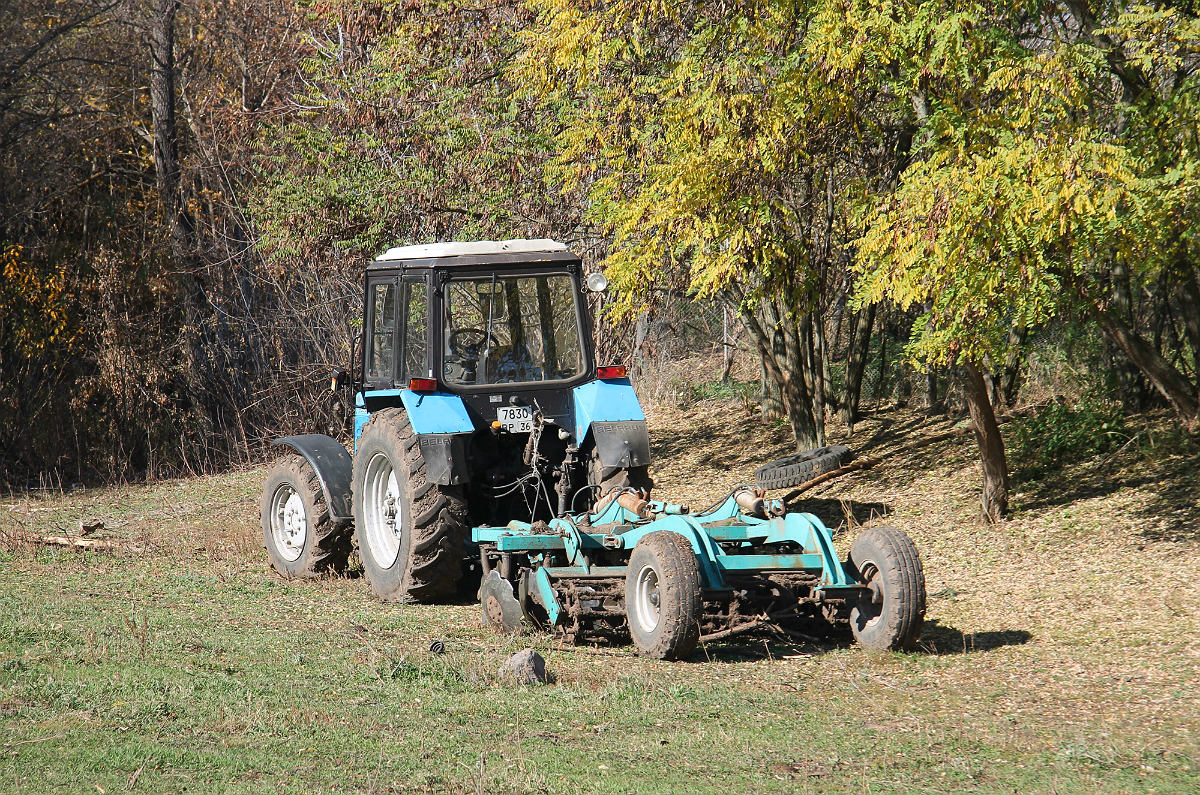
[
  {"left": 352, "top": 408, "right": 468, "bottom": 602},
  {"left": 625, "top": 531, "right": 701, "bottom": 660},
  {"left": 848, "top": 526, "right": 927, "bottom": 651},
  {"left": 260, "top": 454, "right": 350, "bottom": 578}
]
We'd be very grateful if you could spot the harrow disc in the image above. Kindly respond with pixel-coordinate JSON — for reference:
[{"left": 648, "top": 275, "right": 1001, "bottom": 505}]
[{"left": 479, "top": 570, "right": 525, "bottom": 634}]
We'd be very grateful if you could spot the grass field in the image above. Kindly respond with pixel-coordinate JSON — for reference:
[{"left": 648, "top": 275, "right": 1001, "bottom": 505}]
[{"left": 2, "top": 397, "right": 1199, "bottom": 794}]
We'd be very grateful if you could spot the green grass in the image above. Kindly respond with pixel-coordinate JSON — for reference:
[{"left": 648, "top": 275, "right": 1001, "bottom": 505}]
[{"left": 2, "top": 406, "right": 1199, "bottom": 793}]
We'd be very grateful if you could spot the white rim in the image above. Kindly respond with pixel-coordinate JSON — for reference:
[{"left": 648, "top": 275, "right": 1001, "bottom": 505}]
[
  {"left": 362, "top": 451, "right": 404, "bottom": 569},
  {"left": 270, "top": 484, "right": 307, "bottom": 562},
  {"left": 857, "top": 562, "right": 883, "bottom": 630},
  {"left": 631, "top": 563, "right": 661, "bottom": 633}
]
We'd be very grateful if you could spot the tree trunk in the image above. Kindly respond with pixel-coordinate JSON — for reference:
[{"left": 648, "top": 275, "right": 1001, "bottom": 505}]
[
  {"left": 150, "top": 0, "right": 189, "bottom": 261},
  {"left": 925, "top": 369, "right": 939, "bottom": 411},
  {"left": 535, "top": 277, "right": 557, "bottom": 373},
  {"left": 816, "top": 313, "right": 837, "bottom": 410},
  {"left": 841, "top": 304, "right": 875, "bottom": 427},
  {"left": 1001, "top": 325, "right": 1027, "bottom": 407},
  {"left": 150, "top": 0, "right": 217, "bottom": 462},
  {"left": 1094, "top": 306, "right": 1199, "bottom": 428},
  {"left": 629, "top": 309, "right": 649, "bottom": 385},
  {"left": 760, "top": 356, "right": 784, "bottom": 420},
  {"left": 1178, "top": 266, "right": 1200, "bottom": 381},
  {"left": 874, "top": 331, "right": 887, "bottom": 403},
  {"left": 984, "top": 365, "right": 1001, "bottom": 411},
  {"left": 960, "top": 362, "right": 1009, "bottom": 522},
  {"left": 739, "top": 296, "right": 822, "bottom": 449},
  {"left": 799, "top": 312, "right": 826, "bottom": 433},
  {"left": 1108, "top": 259, "right": 1151, "bottom": 409}
]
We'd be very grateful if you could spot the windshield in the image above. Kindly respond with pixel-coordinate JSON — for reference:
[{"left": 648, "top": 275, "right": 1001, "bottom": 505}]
[{"left": 442, "top": 273, "right": 584, "bottom": 386}]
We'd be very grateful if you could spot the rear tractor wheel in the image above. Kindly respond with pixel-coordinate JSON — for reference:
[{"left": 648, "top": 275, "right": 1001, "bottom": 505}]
[
  {"left": 589, "top": 448, "right": 653, "bottom": 505},
  {"left": 848, "top": 526, "right": 926, "bottom": 651},
  {"left": 625, "top": 531, "right": 701, "bottom": 660},
  {"left": 352, "top": 408, "right": 469, "bottom": 602},
  {"left": 260, "top": 454, "right": 351, "bottom": 578}
]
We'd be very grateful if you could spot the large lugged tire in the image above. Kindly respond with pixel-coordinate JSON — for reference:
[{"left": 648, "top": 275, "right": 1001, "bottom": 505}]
[
  {"left": 848, "top": 526, "right": 926, "bottom": 651},
  {"left": 261, "top": 454, "right": 351, "bottom": 578},
  {"left": 625, "top": 531, "right": 701, "bottom": 660},
  {"left": 754, "top": 445, "right": 852, "bottom": 491},
  {"left": 352, "top": 408, "right": 469, "bottom": 602}
]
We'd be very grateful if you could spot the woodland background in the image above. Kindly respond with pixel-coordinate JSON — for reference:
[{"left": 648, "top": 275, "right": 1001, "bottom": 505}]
[{"left": 1, "top": 0, "right": 1198, "bottom": 519}]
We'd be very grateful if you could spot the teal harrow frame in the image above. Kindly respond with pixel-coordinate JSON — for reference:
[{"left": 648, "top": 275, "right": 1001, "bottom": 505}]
[{"left": 470, "top": 487, "right": 881, "bottom": 658}]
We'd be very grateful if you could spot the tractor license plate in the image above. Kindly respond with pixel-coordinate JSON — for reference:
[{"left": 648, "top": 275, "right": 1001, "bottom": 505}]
[{"left": 496, "top": 405, "right": 533, "bottom": 433}]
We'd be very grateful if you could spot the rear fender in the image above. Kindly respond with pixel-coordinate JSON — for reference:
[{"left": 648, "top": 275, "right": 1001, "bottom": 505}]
[
  {"left": 573, "top": 379, "right": 651, "bottom": 468},
  {"left": 271, "top": 434, "right": 354, "bottom": 522}
]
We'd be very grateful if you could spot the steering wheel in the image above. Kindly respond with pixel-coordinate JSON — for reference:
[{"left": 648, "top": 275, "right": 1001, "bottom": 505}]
[{"left": 449, "top": 328, "right": 500, "bottom": 357}]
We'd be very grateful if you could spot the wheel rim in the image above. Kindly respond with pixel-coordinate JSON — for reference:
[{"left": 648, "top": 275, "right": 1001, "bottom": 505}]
[
  {"left": 631, "top": 563, "right": 661, "bottom": 633},
  {"left": 362, "top": 451, "right": 403, "bottom": 569},
  {"left": 854, "top": 561, "right": 884, "bottom": 631},
  {"left": 269, "top": 484, "right": 307, "bottom": 562}
]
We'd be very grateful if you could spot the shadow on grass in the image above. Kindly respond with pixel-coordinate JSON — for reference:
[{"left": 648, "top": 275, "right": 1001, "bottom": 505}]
[
  {"left": 696, "top": 618, "right": 1030, "bottom": 662},
  {"left": 1012, "top": 448, "right": 1200, "bottom": 543},
  {"left": 785, "top": 497, "right": 893, "bottom": 530},
  {"left": 917, "top": 619, "right": 1032, "bottom": 655}
]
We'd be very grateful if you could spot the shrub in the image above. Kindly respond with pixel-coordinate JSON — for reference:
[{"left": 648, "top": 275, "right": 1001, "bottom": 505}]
[{"left": 1009, "top": 398, "right": 1129, "bottom": 479}]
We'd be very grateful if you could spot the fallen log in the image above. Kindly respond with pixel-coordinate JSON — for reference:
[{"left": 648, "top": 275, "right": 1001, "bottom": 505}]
[{"left": 38, "top": 535, "right": 123, "bottom": 551}]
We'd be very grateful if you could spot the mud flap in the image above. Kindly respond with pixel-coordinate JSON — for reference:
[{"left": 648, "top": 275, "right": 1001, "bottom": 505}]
[
  {"left": 591, "top": 420, "right": 651, "bottom": 468},
  {"left": 417, "top": 433, "right": 472, "bottom": 485}
]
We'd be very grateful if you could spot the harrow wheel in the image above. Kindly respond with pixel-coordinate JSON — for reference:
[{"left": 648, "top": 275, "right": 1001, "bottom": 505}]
[
  {"left": 353, "top": 408, "right": 469, "bottom": 602},
  {"left": 260, "top": 453, "right": 350, "bottom": 579},
  {"left": 625, "top": 531, "right": 701, "bottom": 660},
  {"left": 848, "top": 526, "right": 926, "bottom": 651}
]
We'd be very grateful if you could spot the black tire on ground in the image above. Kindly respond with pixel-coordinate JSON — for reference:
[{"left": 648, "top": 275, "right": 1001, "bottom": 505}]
[
  {"left": 352, "top": 408, "right": 469, "bottom": 602},
  {"left": 261, "top": 453, "right": 351, "bottom": 579},
  {"left": 848, "top": 526, "right": 926, "bottom": 651},
  {"left": 589, "top": 448, "right": 654, "bottom": 500},
  {"left": 625, "top": 531, "right": 702, "bottom": 660},
  {"left": 754, "top": 445, "right": 852, "bottom": 491}
]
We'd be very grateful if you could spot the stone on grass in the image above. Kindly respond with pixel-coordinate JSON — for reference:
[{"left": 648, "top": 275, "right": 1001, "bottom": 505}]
[{"left": 499, "top": 648, "right": 547, "bottom": 685}]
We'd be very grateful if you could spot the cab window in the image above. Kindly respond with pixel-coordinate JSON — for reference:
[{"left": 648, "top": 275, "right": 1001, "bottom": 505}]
[
  {"left": 366, "top": 280, "right": 397, "bottom": 384},
  {"left": 442, "top": 273, "right": 583, "bottom": 386},
  {"left": 400, "top": 279, "right": 428, "bottom": 381}
]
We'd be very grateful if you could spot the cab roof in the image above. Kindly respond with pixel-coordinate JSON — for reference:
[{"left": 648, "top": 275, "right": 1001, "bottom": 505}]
[{"left": 375, "top": 239, "right": 568, "bottom": 262}]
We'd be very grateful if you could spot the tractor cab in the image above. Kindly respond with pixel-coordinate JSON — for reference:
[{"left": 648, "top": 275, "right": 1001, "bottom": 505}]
[
  {"left": 352, "top": 240, "right": 652, "bottom": 531},
  {"left": 361, "top": 241, "right": 592, "bottom": 412}
]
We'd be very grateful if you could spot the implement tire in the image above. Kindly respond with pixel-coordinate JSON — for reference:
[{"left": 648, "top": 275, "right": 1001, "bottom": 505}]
[
  {"left": 848, "top": 526, "right": 926, "bottom": 651},
  {"left": 353, "top": 408, "right": 469, "bottom": 602},
  {"left": 625, "top": 531, "right": 701, "bottom": 660},
  {"left": 754, "top": 445, "right": 852, "bottom": 491},
  {"left": 261, "top": 453, "right": 351, "bottom": 578}
]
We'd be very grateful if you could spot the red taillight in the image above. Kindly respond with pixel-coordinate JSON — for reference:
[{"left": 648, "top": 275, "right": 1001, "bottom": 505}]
[
  {"left": 408, "top": 377, "right": 437, "bottom": 393},
  {"left": 597, "top": 366, "right": 627, "bottom": 380}
]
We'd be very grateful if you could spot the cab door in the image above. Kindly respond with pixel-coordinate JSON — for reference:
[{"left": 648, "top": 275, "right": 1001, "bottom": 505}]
[
  {"left": 364, "top": 274, "right": 430, "bottom": 390},
  {"left": 364, "top": 276, "right": 399, "bottom": 389}
]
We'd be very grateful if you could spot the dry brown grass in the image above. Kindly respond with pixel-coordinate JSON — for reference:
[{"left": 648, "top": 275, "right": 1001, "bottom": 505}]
[{"left": 645, "top": 396, "right": 1200, "bottom": 766}]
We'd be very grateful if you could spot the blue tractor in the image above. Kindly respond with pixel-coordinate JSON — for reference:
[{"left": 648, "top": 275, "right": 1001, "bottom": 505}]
[{"left": 261, "top": 240, "right": 926, "bottom": 659}]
